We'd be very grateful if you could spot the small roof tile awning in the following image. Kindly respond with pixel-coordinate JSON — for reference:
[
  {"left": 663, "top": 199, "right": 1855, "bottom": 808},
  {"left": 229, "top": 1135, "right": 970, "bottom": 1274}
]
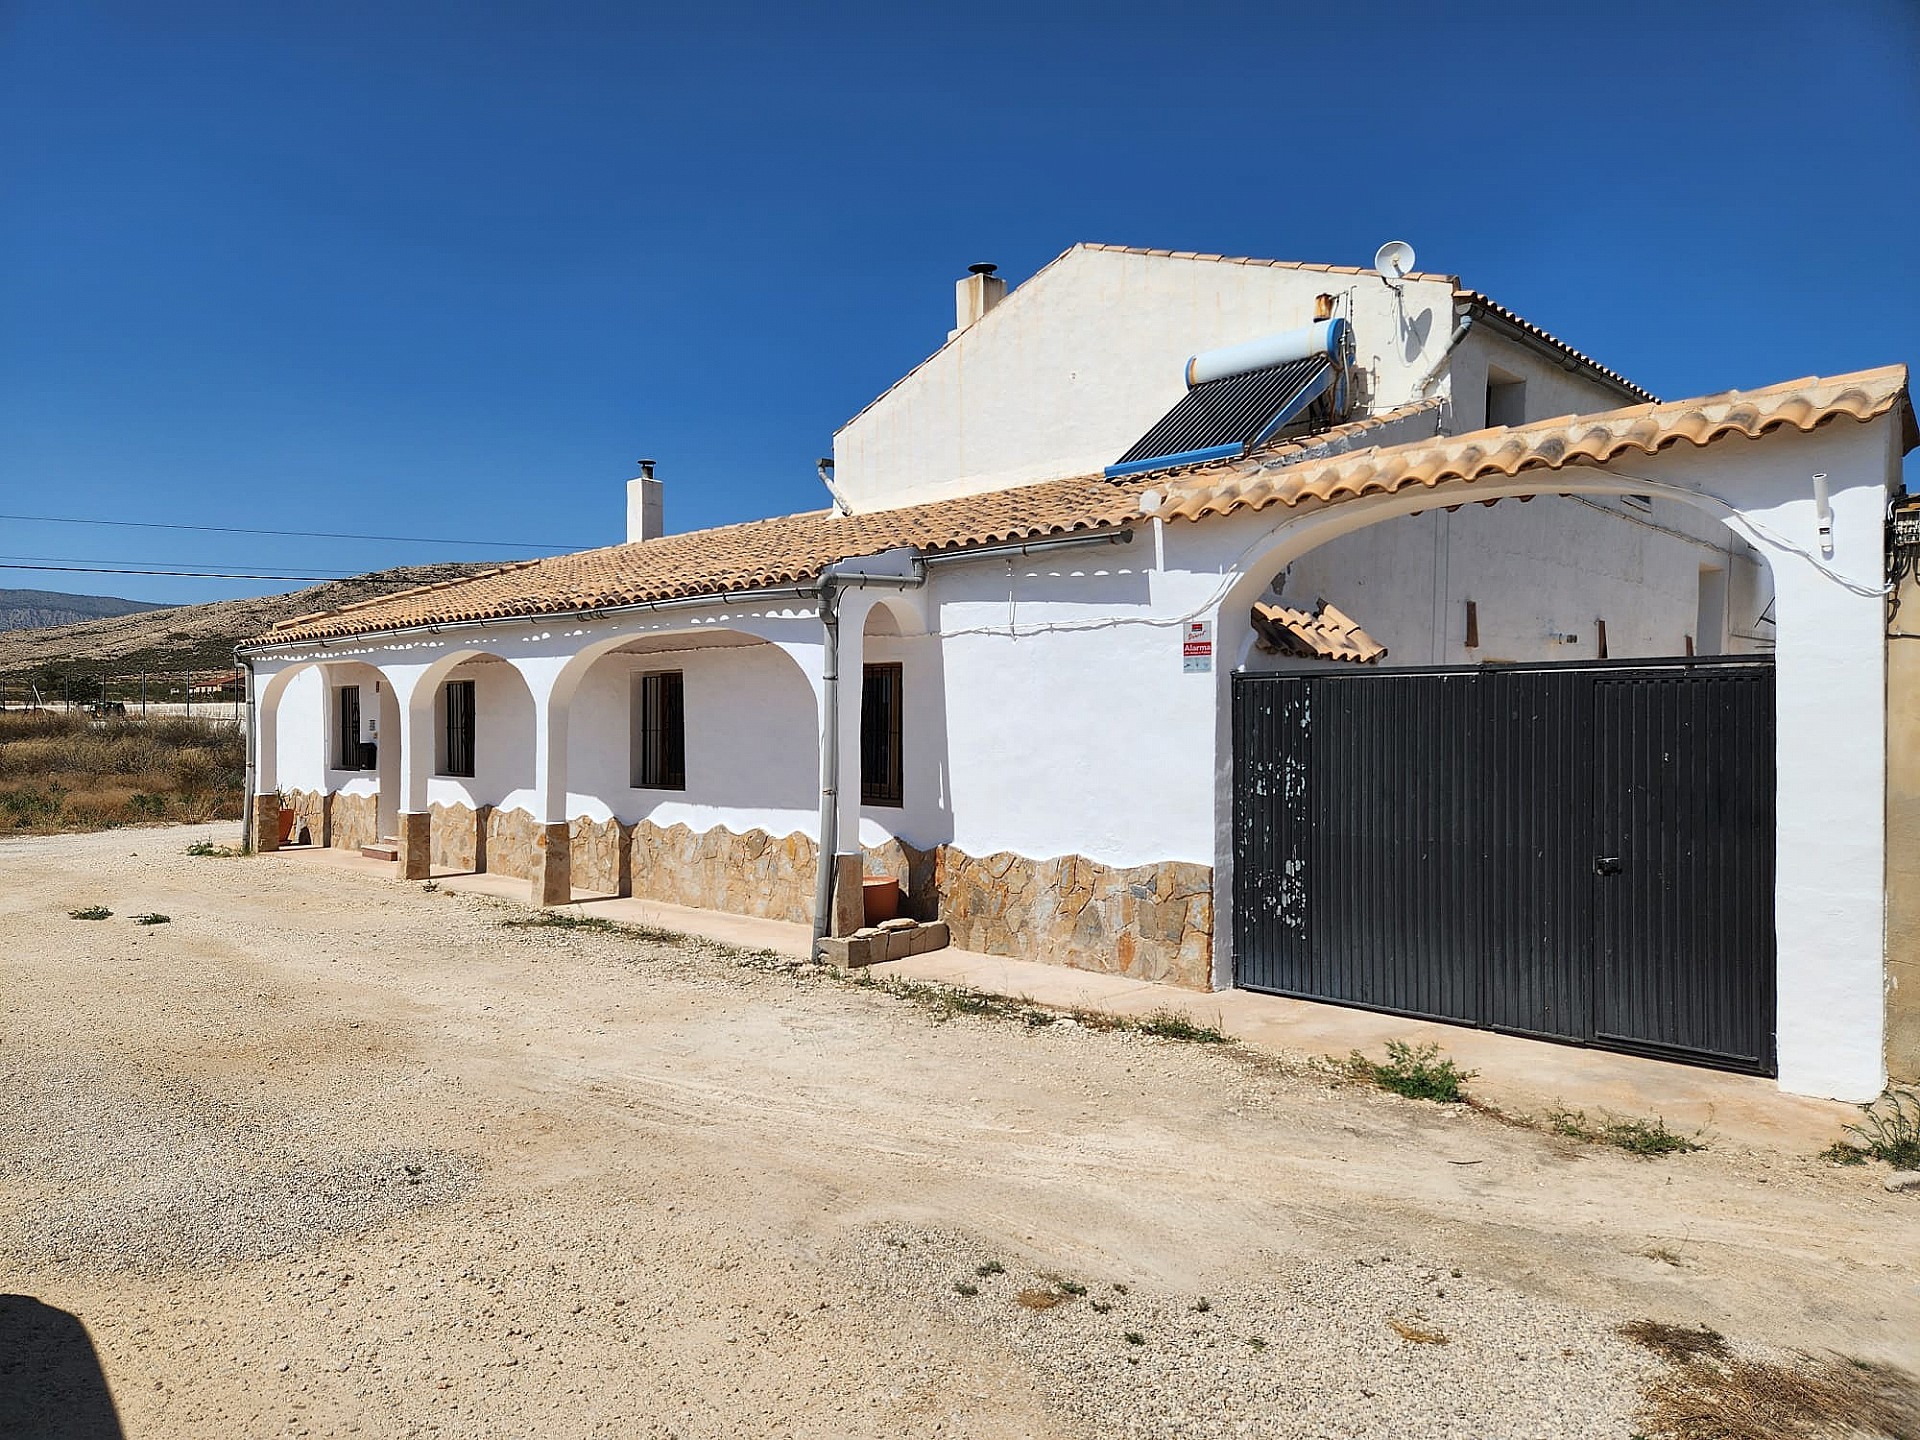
[{"left": 1251, "top": 601, "right": 1387, "bottom": 664}]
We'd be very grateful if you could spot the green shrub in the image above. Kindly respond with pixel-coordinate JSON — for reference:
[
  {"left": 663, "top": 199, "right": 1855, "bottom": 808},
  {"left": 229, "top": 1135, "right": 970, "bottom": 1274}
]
[
  {"left": 1136, "top": 1009, "right": 1230, "bottom": 1044},
  {"left": 1550, "top": 1108, "right": 1701, "bottom": 1157},
  {"left": 69, "top": 906, "right": 112, "bottom": 920},
  {"left": 1348, "top": 1040, "right": 1475, "bottom": 1103},
  {"left": 1830, "top": 1086, "right": 1920, "bottom": 1169}
]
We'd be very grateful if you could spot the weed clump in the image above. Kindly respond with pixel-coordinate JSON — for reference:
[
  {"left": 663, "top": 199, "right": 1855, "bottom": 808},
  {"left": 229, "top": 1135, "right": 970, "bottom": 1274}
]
[
  {"left": 1620, "top": 1320, "right": 1730, "bottom": 1363},
  {"left": 68, "top": 906, "right": 112, "bottom": 920},
  {"left": 1136, "top": 1009, "right": 1230, "bottom": 1044},
  {"left": 185, "top": 840, "right": 239, "bottom": 857},
  {"left": 1550, "top": 1109, "right": 1701, "bottom": 1157},
  {"left": 1822, "top": 1086, "right": 1920, "bottom": 1170},
  {"left": 1348, "top": 1040, "right": 1475, "bottom": 1103},
  {"left": 502, "top": 910, "right": 622, "bottom": 934},
  {"left": 131, "top": 912, "right": 170, "bottom": 926}
]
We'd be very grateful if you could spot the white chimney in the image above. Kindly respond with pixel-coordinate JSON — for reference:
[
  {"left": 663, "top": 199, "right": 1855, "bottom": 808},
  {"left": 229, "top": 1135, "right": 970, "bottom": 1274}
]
[
  {"left": 626, "top": 459, "right": 664, "bottom": 544},
  {"left": 950, "top": 262, "right": 1006, "bottom": 338}
]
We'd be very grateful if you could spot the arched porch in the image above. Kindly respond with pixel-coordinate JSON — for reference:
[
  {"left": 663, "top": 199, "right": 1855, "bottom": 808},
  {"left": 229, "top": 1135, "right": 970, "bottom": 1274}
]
[{"left": 1201, "top": 424, "right": 1889, "bottom": 1100}]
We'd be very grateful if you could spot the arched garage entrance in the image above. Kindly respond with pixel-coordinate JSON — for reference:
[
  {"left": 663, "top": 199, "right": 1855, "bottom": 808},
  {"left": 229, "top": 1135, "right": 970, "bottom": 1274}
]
[{"left": 1198, "top": 445, "right": 1862, "bottom": 1084}]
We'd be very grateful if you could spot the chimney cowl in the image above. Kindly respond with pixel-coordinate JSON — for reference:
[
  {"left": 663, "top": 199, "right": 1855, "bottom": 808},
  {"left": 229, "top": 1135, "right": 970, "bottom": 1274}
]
[
  {"left": 627, "top": 462, "right": 664, "bottom": 544},
  {"left": 951, "top": 263, "right": 1008, "bottom": 338}
]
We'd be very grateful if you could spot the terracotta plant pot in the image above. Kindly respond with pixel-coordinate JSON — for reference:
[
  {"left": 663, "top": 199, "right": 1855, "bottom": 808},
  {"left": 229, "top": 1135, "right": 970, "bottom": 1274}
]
[
  {"left": 861, "top": 876, "right": 899, "bottom": 925},
  {"left": 277, "top": 806, "right": 297, "bottom": 844}
]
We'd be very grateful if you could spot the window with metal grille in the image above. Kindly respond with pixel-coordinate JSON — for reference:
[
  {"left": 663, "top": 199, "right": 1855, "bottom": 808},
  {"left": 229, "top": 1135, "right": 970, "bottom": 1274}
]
[
  {"left": 334, "top": 685, "right": 367, "bottom": 770},
  {"left": 861, "top": 662, "right": 903, "bottom": 807},
  {"left": 441, "top": 679, "right": 476, "bottom": 778},
  {"left": 635, "top": 671, "right": 685, "bottom": 790}
]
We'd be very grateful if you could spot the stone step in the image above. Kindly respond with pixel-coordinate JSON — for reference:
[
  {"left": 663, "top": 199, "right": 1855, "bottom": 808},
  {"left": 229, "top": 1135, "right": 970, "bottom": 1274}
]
[
  {"left": 817, "top": 919, "right": 950, "bottom": 968},
  {"left": 361, "top": 841, "right": 399, "bottom": 862}
]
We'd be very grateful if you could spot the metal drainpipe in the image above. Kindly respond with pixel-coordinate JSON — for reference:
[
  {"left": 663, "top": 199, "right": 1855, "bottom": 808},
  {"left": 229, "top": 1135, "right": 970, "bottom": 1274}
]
[
  {"left": 1414, "top": 314, "right": 1473, "bottom": 398},
  {"left": 808, "top": 554, "right": 928, "bottom": 950},
  {"left": 810, "top": 576, "right": 842, "bottom": 945},
  {"left": 238, "top": 651, "right": 257, "bottom": 854}
]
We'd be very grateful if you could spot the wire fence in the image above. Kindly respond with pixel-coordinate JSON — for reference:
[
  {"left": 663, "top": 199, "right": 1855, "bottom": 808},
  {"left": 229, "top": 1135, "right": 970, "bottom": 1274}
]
[{"left": 0, "top": 667, "right": 248, "bottom": 730}]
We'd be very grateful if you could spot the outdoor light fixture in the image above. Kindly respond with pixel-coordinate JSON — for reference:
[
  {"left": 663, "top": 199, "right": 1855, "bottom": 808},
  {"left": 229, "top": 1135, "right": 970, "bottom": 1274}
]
[{"left": 1811, "top": 471, "right": 1834, "bottom": 557}]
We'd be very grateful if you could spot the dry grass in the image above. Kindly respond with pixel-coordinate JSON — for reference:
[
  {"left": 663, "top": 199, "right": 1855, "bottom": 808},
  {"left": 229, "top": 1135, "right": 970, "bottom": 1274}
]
[
  {"left": 1015, "top": 1289, "right": 1067, "bottom": 1311},
  {"left": 1620, "top": 1320, "right": 1731, "bottom": 1364},
  {"left": 1636, "top": 1352, "right": 1919, "bottom": 1439},
  {"left": 0, "top": 710, "right": 243, "bottom": 833},
  {"left": 1387, "top": 1317, "right": 1449, "bottom": 1345}
]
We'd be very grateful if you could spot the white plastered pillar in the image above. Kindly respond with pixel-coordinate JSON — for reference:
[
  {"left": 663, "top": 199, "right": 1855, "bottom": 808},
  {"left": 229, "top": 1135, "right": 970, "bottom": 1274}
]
[
  {"left": 1746, "top": 467, "right": 1888, "bottom": 1101},
  {"left": 518, "top": 655, "right": 575, "bottom": 907},
  {"left": 384, "top": 665, "right": 441, "bottom": 881}
]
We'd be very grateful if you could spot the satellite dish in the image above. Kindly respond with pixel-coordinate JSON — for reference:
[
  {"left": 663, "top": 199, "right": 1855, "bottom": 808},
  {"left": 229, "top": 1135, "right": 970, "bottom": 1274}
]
[{"left": 1374, "top": 240, "right": 1416, "bottom": 282}]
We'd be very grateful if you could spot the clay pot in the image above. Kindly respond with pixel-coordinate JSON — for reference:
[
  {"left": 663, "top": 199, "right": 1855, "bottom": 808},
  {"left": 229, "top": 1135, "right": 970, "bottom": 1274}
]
[
  {"left": 277, "top": 806, "right": 297, "bottom": 844},
  {"left": 862, "top": 876, "right": 899, "bottom": 925}
]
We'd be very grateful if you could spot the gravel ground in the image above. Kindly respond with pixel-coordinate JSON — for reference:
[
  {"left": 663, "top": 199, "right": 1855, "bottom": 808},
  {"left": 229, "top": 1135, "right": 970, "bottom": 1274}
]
[{"left": 2, "top": 825, "right": 1916, "bottom": 1439}]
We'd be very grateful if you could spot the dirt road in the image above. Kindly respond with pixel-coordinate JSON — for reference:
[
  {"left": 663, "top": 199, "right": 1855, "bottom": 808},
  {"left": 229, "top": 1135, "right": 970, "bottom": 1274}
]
[{"left": 2, "top": 827, "right": 1915, "bottom": 1438}]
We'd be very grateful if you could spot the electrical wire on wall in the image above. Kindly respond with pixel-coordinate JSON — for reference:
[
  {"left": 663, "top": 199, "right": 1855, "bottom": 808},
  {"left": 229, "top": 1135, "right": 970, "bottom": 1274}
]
[{"left": 1887, "top": 495, "right": 1920, "bottom": 637}]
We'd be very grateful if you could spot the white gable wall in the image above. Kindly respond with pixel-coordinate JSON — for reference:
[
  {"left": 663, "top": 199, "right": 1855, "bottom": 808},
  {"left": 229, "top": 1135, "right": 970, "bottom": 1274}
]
[
  {"left": 1448, "top": 326, "right": 1641, "bottom": 431},
  {"left": 833, "top": 247, "right": 1461, "bottom": 511}
]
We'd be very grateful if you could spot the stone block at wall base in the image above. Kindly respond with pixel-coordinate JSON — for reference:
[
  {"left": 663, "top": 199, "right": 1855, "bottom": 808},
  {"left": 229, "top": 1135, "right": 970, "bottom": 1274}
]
[
  {"left": 329, "top": 792, "right": 380, "bottom": 852},
  {"left": 429, "top": 802, "right": 487, "bottom": 874},
  {"left": 530, "top": 822, "right": 572, "bottom": 906},
  {"left": 397, "top": 811, "right": 432, "bottom": 880},
  {"left": 830, "top": 853, "right": 865, "bottom": 937},
  {"left": 248, "top": 795, "right": 281, "bottom": 854}
]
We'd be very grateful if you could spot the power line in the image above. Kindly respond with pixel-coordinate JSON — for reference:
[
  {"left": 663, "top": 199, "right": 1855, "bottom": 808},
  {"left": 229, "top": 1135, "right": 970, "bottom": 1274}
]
[
  {"left": 0, "top": 553, "right": 362, "bottom": 579},
  {"left": 0, "top": 562, "right": 395, "bottom": 581},
  {"left": 0, "top": 511, "right": 591, "bottom": 551}
]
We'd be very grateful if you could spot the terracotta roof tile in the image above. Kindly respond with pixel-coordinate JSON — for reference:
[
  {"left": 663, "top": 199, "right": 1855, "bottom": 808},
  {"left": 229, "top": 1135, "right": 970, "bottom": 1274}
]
[
  {"left": 1153, "top": 365, "right": 1914, "bottom": 523},
  {"left": 252, "top": 365, "right": 1913, "bottom": 650},
  {"left": 253, "top": 472, "right": 1141, "bottom": 646},
  {"left": 1251, "top": 601, "right": 1387, "bottom": 664}
]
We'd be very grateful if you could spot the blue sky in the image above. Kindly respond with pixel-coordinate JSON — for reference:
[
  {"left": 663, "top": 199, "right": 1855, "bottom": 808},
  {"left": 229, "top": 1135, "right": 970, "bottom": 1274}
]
[{"left": 2, "top": 0, "right": 1916, "bottom": 605}]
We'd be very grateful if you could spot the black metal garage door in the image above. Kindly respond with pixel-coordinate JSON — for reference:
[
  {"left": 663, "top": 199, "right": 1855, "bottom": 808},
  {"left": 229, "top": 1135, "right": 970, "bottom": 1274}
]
[{"left": 1231, "top": 658, "right": 1775, "bottom": 1074}]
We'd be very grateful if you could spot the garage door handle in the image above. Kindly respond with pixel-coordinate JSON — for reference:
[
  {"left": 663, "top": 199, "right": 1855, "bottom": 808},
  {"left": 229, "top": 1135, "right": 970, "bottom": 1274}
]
[{"left": 1593, "top": 855, "right": 1623, "bottom": 876}]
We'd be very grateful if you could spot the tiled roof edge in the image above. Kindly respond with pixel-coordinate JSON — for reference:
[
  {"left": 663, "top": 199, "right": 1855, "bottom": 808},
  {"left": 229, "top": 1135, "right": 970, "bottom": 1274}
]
[
  {"left": 1155, "top": 364, "right": 1913, "bottom": 524},
  {"left": 1457, "top": 291, "right": 1656, "bottom": 403}
]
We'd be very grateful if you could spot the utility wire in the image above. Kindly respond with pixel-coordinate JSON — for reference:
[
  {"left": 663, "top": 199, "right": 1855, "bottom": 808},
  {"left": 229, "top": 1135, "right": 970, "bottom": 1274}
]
[
  {"left": 0, "top": 553, "right": 363, "bottom": 579},
  {"left": 0, "top": 511, "right": 589, "bottom": 552},
  {"left": 0, "top": 562, "right": 399, "bottom": 581}
]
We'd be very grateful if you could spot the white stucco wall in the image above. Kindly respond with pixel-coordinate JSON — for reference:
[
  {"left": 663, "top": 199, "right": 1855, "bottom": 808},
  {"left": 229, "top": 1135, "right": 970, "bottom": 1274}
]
[
  {"left": 1269, "top": 493, "right": 1773, "bottom": 667},
  {"left": 1447, "top": 327, "right": 1637, "bottom": 432},
  {"left": 833, "top": 246, "right": 1462, "bottom": 510},
  {"left": 424, "top": 656, "right": 535, "bottom": 813},
  {"left": 564, "top": 635, "right": 820, "bottom": 832}
]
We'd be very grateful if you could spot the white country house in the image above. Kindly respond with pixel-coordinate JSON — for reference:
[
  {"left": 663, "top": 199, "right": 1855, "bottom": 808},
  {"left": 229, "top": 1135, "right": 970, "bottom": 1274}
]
[{"left": 240, "top": 243, "right": 1918, "bottom": 1102}]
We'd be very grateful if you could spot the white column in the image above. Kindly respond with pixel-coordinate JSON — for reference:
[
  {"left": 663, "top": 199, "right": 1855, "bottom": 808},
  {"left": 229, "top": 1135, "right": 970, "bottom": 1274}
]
[
  {"left": 1764, "top": 474, "right": 1888, "bottom": 1101},
  {"left": 515, "top": 657, "right": 575, "bottom": 906},
  {"left": 386, "top": 668, "right": 438, "bottom": 879}
]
